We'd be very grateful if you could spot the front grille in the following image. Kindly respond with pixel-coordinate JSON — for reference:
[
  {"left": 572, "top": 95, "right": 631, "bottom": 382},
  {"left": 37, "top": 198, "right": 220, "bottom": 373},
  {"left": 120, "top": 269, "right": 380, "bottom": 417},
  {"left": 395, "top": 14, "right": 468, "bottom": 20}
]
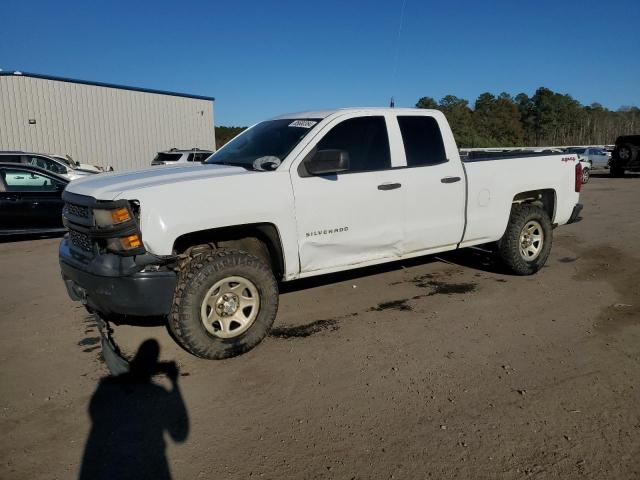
[
  {"left": 69, "top": 229, "right": 94, "bottom": 253},
  {"left": 64, "top": 203, "right": 90, "bottom": 219}
]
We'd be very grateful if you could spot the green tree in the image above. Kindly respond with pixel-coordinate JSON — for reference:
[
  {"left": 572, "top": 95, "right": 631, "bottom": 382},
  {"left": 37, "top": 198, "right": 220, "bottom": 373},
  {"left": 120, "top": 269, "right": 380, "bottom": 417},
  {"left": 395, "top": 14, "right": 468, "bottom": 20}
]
[{"left": 415, "top": 96, "right": 439, "bottom": 109}]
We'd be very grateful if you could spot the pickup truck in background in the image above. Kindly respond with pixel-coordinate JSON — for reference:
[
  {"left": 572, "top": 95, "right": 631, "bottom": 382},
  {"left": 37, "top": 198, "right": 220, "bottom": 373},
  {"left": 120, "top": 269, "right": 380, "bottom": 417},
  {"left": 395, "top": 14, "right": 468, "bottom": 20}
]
[
  {"left": 59, "top": 108, "right": 583, "bottom": 364},
  {"left": 609, "top": 135, "right": 640, "bottom": 176}
]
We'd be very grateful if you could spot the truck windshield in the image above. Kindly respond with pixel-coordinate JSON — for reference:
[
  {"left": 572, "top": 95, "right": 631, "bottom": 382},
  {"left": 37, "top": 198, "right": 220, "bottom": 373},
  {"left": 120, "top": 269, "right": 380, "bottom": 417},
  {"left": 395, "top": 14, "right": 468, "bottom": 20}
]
[{"left": 206, "top": 119, "right": 320, "bottom": 169}]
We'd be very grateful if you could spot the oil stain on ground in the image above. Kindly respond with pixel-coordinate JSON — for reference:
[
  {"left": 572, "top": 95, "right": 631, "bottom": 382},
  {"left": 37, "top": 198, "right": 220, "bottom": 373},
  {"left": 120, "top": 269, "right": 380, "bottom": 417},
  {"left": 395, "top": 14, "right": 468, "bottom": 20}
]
[
  {"left": 371, "top": 279, "right": 477, "bottom": 312},
  {"left": 270, "top": 318, "right": 341, "bottom": 339},
  {"left": 558, "top": 256, "right": 578, "bottom": 263},
  {"left": 370, "top": 299, "right": 413, "bottom": 312},
  {"left": 423, "top": 280, "right": 476, "bottom": 296}
]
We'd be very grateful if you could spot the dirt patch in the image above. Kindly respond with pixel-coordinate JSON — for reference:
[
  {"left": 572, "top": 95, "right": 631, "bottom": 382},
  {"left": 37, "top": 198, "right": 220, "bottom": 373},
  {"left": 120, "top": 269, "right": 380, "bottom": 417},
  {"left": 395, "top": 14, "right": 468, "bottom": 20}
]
[
  {"left": 270, "top": 318, "right": 340, "bottom": 339},
  {"left": 566, "top": 244, "right": 640, "bottom": 334}
]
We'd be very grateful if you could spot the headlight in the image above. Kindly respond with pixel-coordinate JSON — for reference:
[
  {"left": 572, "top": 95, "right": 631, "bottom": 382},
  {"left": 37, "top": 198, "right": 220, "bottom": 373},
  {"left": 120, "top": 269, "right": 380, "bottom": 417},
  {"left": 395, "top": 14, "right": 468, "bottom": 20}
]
[
  {"left": 94, "top": 207, "right": 131, "bottom": 227},
  {"left": 106, "top": 234, "right": 142, "bottom": 252}
]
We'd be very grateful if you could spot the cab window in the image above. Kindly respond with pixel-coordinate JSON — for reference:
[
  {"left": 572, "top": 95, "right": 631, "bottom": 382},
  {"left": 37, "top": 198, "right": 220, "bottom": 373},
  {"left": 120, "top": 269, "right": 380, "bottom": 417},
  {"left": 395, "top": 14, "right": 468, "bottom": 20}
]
[
  {"left": 315, "top": 116, "right": 391, "bottom": 172},
  {"left": 397, "top": 116, "right": 447, "bottom": 167}
]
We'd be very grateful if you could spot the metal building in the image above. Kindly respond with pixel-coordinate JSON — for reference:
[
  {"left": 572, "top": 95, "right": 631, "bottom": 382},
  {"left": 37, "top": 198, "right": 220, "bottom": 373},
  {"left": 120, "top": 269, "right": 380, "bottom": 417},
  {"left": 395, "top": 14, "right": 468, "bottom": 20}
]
[{"left": 0, "top": 71, "right": 215, "bottom": 171}]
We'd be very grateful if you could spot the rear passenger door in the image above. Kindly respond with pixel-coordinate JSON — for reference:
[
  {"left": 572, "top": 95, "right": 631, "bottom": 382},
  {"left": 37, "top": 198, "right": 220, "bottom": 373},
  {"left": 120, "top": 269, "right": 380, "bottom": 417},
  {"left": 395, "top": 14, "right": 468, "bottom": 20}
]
[
  {"left": 391, "top": 114, "right": 466, "bottom": 254},
  {"left": 290, "top": 114, "right": 404, "bottom": 273}
]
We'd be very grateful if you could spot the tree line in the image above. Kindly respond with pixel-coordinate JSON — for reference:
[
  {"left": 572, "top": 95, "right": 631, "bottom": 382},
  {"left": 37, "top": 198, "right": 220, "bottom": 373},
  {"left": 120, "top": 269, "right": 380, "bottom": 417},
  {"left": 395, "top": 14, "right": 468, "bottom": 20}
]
[
  {"left": 215, "top": 87, "right": 639, "bottom": 149},
  {"left": 417, "top": 87, "right": 639, "bottom": 148}
]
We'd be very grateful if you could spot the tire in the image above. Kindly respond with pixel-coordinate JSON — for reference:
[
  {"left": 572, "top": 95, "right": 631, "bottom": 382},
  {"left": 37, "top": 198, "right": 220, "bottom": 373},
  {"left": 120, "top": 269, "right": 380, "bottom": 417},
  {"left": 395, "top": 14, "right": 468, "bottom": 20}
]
[
  {"left": 613, "top": 143, "right": 637, "bottom": 164},
  {"left": 610, "top": 165, "right": 625, "bottom": 177},
  {"left": 170, "top": 249, "right": 278, "bottom": 359},
  {"left": 497, "top": 204, "right": 553, "bottom": 275},
  {"left": 581, "top": 167, "right": 590, "bottom": 184}
]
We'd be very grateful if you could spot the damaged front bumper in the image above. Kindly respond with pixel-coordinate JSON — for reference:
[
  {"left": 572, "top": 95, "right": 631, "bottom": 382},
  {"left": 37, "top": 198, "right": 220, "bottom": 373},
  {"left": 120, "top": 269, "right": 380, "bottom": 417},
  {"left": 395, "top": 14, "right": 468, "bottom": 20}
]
[
  {"left": 95, "top": 316, "right": 130, "bottom": 375},
  {"left": 59, "top": 237, "right": 177, "bottom": 317}
]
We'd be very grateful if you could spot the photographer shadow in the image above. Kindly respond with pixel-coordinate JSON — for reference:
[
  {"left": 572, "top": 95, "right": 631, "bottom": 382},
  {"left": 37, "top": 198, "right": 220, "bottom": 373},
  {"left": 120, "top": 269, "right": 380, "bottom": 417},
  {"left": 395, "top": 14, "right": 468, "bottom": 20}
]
[{"left": 79, "top": 339, "right": 189, "bottom": 480}]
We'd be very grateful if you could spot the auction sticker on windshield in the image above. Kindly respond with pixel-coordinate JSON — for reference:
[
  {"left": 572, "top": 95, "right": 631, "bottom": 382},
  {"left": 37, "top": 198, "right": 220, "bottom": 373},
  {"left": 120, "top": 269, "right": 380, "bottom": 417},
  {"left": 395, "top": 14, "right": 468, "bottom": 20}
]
[{"left": 289, "top": 120, "right": 317, "bottom": 128}]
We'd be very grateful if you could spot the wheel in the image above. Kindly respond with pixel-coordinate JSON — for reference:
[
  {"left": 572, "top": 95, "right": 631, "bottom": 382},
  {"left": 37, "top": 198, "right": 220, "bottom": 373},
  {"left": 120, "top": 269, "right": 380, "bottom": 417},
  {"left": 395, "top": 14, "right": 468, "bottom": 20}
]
[
  {"left": 497, "top": 204, "right": 553, "bottom": 275},
  {"left": 610, "top": 165, "right": 625, "bottom": 177},
  {"left": 613, "top": 143, "right": 637, "bottom": 163},
  {"left": 581, "top": 167, "right": 590, "bottom": 184},
  {"left": 170, "top": 249, "right": 278, "bottom": 359}
]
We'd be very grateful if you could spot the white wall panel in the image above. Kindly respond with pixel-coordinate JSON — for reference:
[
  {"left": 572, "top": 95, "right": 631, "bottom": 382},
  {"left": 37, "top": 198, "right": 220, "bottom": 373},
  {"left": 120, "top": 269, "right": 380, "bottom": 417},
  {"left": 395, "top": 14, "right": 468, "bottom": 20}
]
[{"left": 0, "top": 75, "right": 215, "bottom": 171}]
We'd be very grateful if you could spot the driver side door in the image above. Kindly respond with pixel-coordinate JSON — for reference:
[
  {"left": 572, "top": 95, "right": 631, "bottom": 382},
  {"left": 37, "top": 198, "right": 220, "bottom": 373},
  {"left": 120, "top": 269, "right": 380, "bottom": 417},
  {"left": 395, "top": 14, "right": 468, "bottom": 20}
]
[{"left": 290, "top": 114, "right": 404, "bottom": 274}]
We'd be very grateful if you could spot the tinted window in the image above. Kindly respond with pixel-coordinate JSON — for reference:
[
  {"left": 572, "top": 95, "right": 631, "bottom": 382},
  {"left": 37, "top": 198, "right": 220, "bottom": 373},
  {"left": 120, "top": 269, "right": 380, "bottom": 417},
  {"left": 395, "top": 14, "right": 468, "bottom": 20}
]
[
  {"left": 193, "top": 152, "right": 211, "bottom": 162},
  {"left": 25, "top": 156, "right": 67, "bottom": 174},
  {"left": 1, "top": 169, "right": 64, "bottom": 191},
  {"left": 154, "top": 153, "right": 182, "bottom": 162},
  {"left": 0, "top": 155, "right": 22, "bottom": 163},
  {"left": 397, "top": 116, "right": 447, "bottom": 167},
  {"left": 316, "top": 116, "right": 391, "bottom": 172}
]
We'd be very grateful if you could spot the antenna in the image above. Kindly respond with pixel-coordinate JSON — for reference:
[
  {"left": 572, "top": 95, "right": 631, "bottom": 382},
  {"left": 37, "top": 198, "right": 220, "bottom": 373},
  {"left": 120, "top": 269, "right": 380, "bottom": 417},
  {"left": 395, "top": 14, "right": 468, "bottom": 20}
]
[{"left": 390, "top": 0, "right": 407, "bottom": 107}]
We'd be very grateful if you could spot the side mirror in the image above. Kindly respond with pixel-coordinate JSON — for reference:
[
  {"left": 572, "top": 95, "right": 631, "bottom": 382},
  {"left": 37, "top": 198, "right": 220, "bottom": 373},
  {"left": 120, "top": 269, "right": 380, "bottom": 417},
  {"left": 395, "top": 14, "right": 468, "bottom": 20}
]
[{"left": 305, "top": 149, "right": 350, "bottom": 175}]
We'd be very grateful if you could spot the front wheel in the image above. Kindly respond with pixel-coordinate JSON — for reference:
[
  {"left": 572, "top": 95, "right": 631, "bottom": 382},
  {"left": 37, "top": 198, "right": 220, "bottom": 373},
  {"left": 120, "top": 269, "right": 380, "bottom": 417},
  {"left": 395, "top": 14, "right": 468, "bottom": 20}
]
[
  {"left": 497, "top": 205, "right": 553, "bottom": 275},
  {"left": 170, "top": 249, "right": 278, "bottom": 359},
  {"left": 581, "top": 167, "right": 590, "bottom": 184}
]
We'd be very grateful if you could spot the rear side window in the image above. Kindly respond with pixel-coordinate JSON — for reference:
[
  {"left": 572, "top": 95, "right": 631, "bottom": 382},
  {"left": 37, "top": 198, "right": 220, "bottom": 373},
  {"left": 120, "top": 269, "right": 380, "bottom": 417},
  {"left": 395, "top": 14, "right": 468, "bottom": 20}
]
[
  {"left": 397, "top": 116, "right": 447, "bottom": 167},
  {"left": 154, "top": 153, "right": 182, "bottom": 162},
  {"left": 316, "top": 116, "right": 391, "bottom": 172},
  {"left": 25, "top": 155, "right": 67, "bottom": 175}
]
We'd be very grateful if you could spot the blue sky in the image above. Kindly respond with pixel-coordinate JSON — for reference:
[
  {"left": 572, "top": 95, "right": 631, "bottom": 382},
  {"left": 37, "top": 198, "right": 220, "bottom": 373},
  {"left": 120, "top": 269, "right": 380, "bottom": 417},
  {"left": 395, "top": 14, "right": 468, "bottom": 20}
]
[{"left": 1, "top": 0, "right": 638, "bottom": 126}]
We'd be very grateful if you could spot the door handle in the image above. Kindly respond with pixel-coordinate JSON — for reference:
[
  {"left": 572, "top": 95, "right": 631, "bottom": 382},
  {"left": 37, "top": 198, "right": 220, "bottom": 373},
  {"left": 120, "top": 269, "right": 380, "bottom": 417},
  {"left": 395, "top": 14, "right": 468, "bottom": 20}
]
[
  {"left": 441, "top": 176, "right": 461, "bottom": 184},
  {"left": 377, "top": 182, "right": 401, "bottom": 191},
  {"left": 4, "top": 195, "right": 20, "bottom": 202}
]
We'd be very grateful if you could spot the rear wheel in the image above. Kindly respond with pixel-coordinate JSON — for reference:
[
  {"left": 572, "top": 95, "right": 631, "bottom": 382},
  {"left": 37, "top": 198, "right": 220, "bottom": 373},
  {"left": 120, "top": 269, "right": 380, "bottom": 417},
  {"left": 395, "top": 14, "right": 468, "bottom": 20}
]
[
  {"left": 498, "top": 204, "right": 552, "bottom": 275},
  {"left": 610, "top": 165, "right": 625, "bottom": 177},
  {"left": 613, "top": 143, "right": 637, "bottom": 164},
  {"left": 170, "top": 249, "right": 278, "bottom": 359}
]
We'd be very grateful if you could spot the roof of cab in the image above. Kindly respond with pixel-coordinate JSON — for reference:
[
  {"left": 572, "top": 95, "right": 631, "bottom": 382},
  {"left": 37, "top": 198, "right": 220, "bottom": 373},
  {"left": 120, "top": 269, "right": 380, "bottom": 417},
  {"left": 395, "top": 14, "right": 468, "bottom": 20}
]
[{"left": 270, "top": 107, "right": 439, "bottom": 120}]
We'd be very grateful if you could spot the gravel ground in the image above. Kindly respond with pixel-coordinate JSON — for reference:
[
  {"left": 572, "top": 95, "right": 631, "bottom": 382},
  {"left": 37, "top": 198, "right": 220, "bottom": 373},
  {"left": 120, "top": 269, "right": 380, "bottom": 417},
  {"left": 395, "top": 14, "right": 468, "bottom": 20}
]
[{"left": 1, "top": 173, "right": 639, "bottom": 479}]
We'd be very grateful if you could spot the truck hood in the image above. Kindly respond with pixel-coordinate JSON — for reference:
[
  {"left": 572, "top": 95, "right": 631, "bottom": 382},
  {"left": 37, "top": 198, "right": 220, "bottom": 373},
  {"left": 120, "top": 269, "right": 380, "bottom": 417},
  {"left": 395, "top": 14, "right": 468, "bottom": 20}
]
[{"left": 65, "top": 163, "right": 249, "bottom": 200}]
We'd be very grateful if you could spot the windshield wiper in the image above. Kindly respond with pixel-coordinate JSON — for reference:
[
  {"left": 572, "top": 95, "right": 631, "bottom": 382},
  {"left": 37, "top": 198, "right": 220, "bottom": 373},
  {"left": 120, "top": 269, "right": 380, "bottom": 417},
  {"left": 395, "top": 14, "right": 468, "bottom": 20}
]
[{"left": 210, "top": 161, "right": 255, "bottom": 171}]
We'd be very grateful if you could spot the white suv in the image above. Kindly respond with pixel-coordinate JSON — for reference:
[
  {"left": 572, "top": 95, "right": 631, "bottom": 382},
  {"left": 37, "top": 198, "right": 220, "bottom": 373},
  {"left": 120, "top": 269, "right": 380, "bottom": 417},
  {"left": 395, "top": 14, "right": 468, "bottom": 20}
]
[{"left": 151, "top": 148, "right": 213, "bottom": 166}]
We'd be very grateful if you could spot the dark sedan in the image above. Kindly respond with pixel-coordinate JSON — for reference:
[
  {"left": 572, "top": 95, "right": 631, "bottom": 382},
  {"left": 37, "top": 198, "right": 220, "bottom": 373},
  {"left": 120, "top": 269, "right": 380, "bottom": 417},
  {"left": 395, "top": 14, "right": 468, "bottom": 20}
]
[{"left": 0, "top": 162, "right": 69, "bottom": 235}]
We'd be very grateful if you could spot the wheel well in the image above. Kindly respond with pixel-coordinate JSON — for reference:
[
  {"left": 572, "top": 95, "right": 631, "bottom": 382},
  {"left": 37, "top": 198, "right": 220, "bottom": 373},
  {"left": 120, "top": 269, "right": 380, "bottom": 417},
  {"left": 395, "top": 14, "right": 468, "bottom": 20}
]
[
  {"left": 173, "top": 223, "right": 285, "bottom": 277},
  {"left": 512, "top": 189, "right": 556, "bottom": 221}
]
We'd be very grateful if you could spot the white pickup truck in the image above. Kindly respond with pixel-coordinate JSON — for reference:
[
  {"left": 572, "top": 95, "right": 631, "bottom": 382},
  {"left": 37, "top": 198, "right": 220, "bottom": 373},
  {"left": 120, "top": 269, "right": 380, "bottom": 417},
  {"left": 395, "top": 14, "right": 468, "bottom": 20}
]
[{"left": 60, "top": 108, "right": 583, "bottom": 364}]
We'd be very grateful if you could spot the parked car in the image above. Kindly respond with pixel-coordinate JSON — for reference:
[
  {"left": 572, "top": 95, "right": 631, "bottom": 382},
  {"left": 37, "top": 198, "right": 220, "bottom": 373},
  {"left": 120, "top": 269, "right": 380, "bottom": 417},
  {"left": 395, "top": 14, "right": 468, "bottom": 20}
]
[
  {"left": 0, "top": 163, "right": 68, "bottom": 234},
  {"left": 566, "top": 147, "right": 610, "bottom": 168},
  {"left": 609, "top": 135, "right": 640, "bottom": 176},
  {"left": 51, "top": 154, "right": 109, "bottom": 173},
  {"left": 59, "top": 108, "right": 583, "bottom": 368},
  {"left": 0, "top": 152, "right": 99, "bottom": 181},
  {"left": 151, "top": 148, "right": 213, "bottom": 166},
  {"left": 580, "top": 160, "right": 591, "bottom": 183}
]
